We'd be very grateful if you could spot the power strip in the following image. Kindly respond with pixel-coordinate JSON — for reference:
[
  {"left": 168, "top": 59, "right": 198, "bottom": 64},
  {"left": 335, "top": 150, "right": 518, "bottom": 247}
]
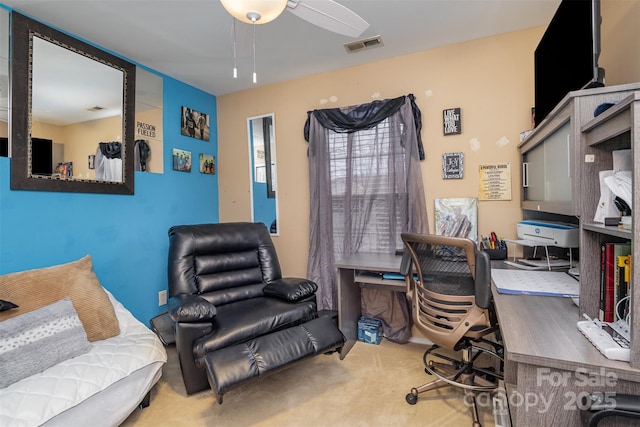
[{"left": 577, "top": 318, "right": 630, "bottom": 362}]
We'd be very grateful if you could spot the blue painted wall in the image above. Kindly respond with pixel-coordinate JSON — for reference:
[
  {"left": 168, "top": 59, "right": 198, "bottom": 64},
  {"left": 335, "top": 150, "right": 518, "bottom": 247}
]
[
  {"left": 252, "top": 180, "right": 276, "bottom": 230},
  {"left": 0, "top": 17, "right": 218, "bottom": 325}
]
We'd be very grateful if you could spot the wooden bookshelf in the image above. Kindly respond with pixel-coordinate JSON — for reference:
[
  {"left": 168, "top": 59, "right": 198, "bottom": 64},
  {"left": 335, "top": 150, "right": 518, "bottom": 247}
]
[{"left": 581, "top": 90, "right": 640, "bottom": 368}]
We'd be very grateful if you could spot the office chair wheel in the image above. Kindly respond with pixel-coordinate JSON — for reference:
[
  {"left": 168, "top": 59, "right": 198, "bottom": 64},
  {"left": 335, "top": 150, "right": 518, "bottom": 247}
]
[
  {"left": 482, "top": 366, "right": 496, "bottom": 383},
  {"left": 406, "top": 391, "right": 418, "bottom": 405}
]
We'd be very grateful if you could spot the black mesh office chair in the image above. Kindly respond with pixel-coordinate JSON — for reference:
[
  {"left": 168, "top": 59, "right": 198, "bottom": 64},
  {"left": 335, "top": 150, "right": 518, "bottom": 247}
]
[
  {"left": 400, "top": 232, "right": 504, "bottom": 427},
  {"left": 580, "top": 392, "right": 640, "bottom": 426}
]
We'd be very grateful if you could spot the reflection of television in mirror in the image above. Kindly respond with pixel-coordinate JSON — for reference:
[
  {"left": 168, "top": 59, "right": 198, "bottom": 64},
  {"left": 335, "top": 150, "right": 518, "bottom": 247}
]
[
  {"left": 534, "top": 0, "right": 605, "bottom": 128},
  {"left": 0, "top": 137, "right": 8, "bottom": 157},
  {"left": 31, "top": 137, "right": 53, "bottom": 175}
]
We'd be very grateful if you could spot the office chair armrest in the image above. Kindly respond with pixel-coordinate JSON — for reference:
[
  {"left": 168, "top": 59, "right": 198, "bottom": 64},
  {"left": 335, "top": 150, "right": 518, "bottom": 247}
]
[
  {"left": 585, "top": 392, "right": 640, "bottom": 413},
  {"left": 474, "top": 251, "right": 491, "bottom": 309},
  {"left": 580, "top": 392, "right": 640, "bottom": 426},
  {"left": 168, "top": 294, "right": 217, "bottom": 322},
  {"left": 400, "top": 251, "right": 412, "bottom": 276},
  {"left": 263, "top": 277, "right": 318, "bottom": 302},
  {"left": 400, "top": 252, "right": 415, "bottom": 294}
]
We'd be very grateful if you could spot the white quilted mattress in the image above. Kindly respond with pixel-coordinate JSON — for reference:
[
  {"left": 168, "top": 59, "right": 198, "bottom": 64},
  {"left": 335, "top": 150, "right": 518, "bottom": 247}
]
[{"left": 0, "top": 291, "right": 167, "bottom": 427}]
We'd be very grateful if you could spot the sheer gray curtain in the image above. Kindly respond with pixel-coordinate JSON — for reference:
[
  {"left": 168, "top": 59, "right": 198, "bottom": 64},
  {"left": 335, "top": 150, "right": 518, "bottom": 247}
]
[{"left": 306, "top": 96, "right": 429, "bottom": 330}]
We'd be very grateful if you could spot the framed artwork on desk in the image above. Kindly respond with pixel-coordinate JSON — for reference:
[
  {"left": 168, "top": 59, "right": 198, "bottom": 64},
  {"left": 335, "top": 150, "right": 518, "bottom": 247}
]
[{"left": 435, "top": 197, "right": 478, "bottom": 245}]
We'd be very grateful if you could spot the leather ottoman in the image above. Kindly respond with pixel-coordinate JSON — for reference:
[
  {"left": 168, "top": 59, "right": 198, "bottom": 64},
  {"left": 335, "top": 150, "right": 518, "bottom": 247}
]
[{"left": 203, "top": 316, "right": 344, "bottom": 403}]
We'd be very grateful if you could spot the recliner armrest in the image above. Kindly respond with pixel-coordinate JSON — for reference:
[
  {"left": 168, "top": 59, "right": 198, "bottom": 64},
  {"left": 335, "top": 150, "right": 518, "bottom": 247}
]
[
  {"left": 263, "top": 278, "right": 317, "bottom": 302},
  {"left": 168, "top": 294, "right": 217, "bottom": 322}
]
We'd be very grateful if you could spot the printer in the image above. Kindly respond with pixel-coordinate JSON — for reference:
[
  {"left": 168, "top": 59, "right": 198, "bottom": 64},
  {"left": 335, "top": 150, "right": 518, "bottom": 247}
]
[{"left": 516, "top": 220, "right": 579, "bottom": 248}]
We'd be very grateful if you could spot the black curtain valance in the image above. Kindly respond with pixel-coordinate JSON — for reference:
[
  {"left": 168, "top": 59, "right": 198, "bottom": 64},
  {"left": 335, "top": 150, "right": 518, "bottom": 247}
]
[
  {"left": 304, "top": 94, "right": 424, "bottom": 160},
  {"left": 98, "top": 141, "right": 122, "bottom": 159}
]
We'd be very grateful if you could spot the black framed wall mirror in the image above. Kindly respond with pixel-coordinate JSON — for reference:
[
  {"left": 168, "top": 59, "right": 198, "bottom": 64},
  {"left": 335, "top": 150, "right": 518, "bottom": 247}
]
[
  {"left": 248, "top": 113, "right": 278, "bottom": 235},
  {"left": 10, "top": 12, "right": 136, "bottom": 194}
]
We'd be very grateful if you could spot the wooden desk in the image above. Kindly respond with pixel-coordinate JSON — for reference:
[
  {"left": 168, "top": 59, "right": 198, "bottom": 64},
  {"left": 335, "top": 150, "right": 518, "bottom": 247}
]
[
  {"left": 335, "top": 252, "right": 404, "bottom": 359},
  {"left": 335, "top": 254, "right": 640, "bottom": 424},
  {"left": 493, "top": 284, "right": 640, "bottom": 426}
]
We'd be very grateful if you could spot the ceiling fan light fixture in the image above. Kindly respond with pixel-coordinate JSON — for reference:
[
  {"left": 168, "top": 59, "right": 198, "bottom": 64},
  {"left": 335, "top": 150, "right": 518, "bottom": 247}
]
[{"left": 220, "top": 0, "right": 288, "bottom": 24}]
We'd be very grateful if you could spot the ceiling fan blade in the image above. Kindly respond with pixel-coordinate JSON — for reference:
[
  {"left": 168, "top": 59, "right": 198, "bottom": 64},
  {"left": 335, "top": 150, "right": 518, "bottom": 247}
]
[{"left": 287, "top": 0, "right": 369, "bottom": 38}]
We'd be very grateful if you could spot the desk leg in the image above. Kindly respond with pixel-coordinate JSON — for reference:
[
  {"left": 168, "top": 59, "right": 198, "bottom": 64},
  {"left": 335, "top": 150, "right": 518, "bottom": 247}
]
[{"left": 338, "top": 267, "right": 361, "bottom": 360}]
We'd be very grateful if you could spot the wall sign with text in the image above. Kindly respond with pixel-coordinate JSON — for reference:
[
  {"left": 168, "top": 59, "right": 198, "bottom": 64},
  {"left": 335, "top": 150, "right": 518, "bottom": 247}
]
[
  {"left": 442, "top": 152, "right": 464, "bottom": 179},
  {"left": 137, "top": 121, "right": 156, "bottom": 138},
  {"left": 478, "top": 162, "right": 511, "bottom": 200},
  {"left": 443, "top": 107, "right": 461, "bottom": 135}
]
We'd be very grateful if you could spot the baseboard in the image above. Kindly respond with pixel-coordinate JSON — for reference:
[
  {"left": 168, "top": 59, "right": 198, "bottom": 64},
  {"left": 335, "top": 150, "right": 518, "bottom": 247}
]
[{"left": 408, "top": 336, "right": 433, "bottom": 345}]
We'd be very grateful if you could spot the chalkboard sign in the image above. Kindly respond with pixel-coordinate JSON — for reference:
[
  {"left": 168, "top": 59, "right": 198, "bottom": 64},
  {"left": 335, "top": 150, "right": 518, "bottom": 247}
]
[
  {"left": 443, "top": 107, "right": 462, "bottom": 135},
  {"left": 442, "top": 152, "right": 463, "bottom": 179}
]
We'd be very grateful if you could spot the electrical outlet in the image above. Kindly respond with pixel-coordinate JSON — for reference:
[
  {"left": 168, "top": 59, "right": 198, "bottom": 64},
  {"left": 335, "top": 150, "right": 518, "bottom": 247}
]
[{"left": 158, "top": 290, "right": 167, "bottom": 306}]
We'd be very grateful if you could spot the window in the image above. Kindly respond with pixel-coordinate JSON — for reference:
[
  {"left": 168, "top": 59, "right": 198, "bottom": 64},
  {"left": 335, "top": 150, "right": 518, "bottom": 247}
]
[
  {"left": 328, "top": 119, "right": 406, "bottom": 255},
  {"left": 305, "top": 95, "right": 427, "bottom": 310}
]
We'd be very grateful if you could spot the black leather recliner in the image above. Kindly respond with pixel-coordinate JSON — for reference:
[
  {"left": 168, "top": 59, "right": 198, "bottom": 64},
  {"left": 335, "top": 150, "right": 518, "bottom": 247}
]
[{"left": 167, "top": 222, "right": 344, "bottom": 402}]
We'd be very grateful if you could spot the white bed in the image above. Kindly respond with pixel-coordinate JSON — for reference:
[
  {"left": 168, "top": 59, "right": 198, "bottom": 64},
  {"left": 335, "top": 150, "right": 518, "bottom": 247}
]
[{"left": 0, "top": 292, "right": 167, "bottom": 427}]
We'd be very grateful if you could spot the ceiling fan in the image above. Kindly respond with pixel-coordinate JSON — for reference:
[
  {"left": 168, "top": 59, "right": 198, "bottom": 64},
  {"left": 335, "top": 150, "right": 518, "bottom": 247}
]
[{"left": 220, "top": 0, "right": 370, "bottom": 38}]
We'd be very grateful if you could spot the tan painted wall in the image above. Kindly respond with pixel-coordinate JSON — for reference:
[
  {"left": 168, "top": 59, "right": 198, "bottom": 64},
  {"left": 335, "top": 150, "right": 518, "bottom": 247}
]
[
  {"left": 219, "top": 0, "right": 640, "bottom": 279},
  {"left": 600, "top": 0, "right": 640, "bottom": 86},
  {"left": 32, "top": 121, "right": 65, "bottom": 143},
  {"left": 218, "top": 27, "right": 542, "bottom": 277}
]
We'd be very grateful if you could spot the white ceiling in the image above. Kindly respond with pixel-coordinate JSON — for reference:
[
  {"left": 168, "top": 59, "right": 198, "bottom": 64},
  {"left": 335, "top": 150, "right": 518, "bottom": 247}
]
[{"left": 2, "top": 0, "right": 561, "bottom": 97}]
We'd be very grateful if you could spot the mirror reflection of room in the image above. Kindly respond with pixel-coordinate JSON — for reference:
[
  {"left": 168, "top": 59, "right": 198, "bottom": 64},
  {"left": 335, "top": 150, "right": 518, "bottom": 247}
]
[
  {"left": 135, "top": 67, "right": 163, "bottom": 173},
  {"left": 249, "top": 114, "right": 278, "bottom": 234},
  {"left": 30, "top": 36, "right": 124, "bottom": 182}
]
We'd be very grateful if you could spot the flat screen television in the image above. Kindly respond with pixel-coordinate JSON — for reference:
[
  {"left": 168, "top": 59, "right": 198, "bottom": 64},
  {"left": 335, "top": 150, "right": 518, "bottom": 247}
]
[
  {"left": 534, "top": 0, "right": 605, "bottom": 127},
  {"left": 31, "top": 137, "right": 53, "bottom": 175}
]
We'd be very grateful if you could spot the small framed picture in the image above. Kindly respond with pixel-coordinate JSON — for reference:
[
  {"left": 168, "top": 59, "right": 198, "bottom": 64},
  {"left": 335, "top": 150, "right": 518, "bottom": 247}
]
[
  {"left": 255, "top": 165, "right": 266, "bottom": 183},
  {"left": 435, "top": 197, "right": 478, "bottom": 245},
  {"left": 442, "top": 152, "right": 464, "bottom": 179},
  {"left": 199, "top": 153, "right": 215, "bottom": 174},
  {"left": 172, "top": 148, "right": 192, "bottom": 172},
  {"left": 181, "top": 106, "right": 210, "bottom": 141},
  {"left": 443, "top": 107, "right": 462, "bottom": 135}
]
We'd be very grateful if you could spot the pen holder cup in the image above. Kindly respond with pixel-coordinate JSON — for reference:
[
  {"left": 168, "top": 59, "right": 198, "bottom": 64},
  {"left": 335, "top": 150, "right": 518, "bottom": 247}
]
[{"left": 483, "top": 247, "right": 508, "bottom": 260}]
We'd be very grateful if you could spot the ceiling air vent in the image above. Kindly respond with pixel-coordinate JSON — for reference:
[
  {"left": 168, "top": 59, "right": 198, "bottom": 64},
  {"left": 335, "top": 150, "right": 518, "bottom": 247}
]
[{"left": 344, "top": 35, "right": 383, "bottom": 53}]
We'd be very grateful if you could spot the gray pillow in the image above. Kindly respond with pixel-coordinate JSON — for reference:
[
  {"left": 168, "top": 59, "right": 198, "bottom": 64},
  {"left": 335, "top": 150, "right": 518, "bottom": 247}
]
[{"left": 0, "top": 297, "right": 92, "bottom": 388}]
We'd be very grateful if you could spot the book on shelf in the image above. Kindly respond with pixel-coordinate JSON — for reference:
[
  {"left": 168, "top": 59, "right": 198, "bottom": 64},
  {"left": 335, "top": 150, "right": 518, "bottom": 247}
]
[
  {"left": 598, "top": 243, "right": 613, "bottom": 322},
  {"left": 599, "top": 242, "right": 631, "bottom": 322},
  {"left": 617, "top": 253, "right": 632, "bottom": 320}
]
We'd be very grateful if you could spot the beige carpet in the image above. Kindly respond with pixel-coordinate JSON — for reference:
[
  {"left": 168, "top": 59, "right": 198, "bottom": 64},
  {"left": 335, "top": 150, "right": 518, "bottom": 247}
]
[{"left": 121, "top": 339, "right": 497, "bottom": 427}]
